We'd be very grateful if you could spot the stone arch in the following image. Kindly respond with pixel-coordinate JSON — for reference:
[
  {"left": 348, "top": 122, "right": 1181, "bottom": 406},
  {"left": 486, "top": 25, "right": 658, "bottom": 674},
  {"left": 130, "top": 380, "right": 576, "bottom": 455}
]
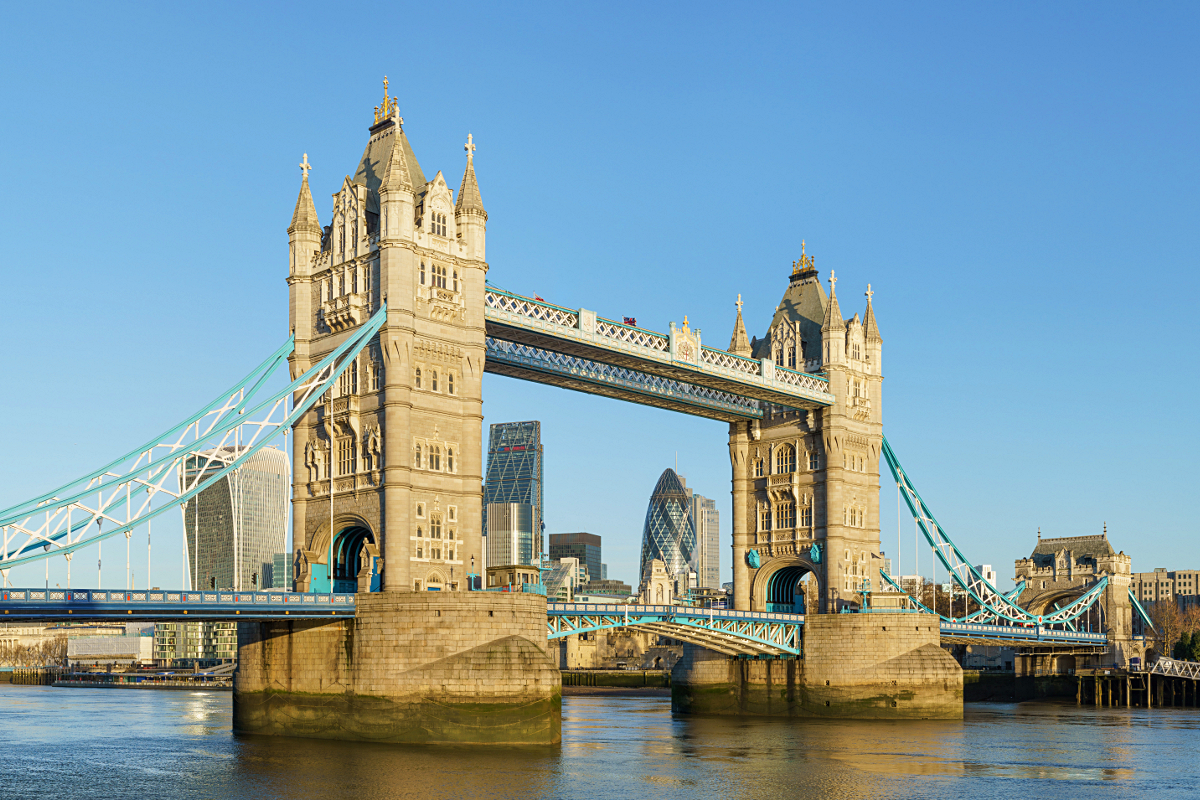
[
  {"left": 751, "top": 555, "right": 824, "bottom": 613},
  {"left": 424, "top": 569, "right": 448, "bottom": 591},
  {"left": 1023, "top": 587, "right": 1088, "bottom": 617},
  {"left": 309, "top": 513, "right": 379, "bottom": 593},
  {"left": 1054, "top": 654, "right": 1076, "bottom": 675}
]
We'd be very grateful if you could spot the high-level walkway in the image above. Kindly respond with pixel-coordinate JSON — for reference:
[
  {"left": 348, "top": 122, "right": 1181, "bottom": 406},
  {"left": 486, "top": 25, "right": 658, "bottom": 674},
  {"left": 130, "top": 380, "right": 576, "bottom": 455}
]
[{"left": 483, "top": 288, "right": 834, "bottom": 421}]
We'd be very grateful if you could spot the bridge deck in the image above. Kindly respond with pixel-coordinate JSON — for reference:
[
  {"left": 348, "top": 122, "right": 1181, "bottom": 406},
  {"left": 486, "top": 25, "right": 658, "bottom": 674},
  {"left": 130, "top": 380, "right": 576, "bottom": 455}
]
[{"left": 0, "top": 589, "right": 354, "bottom": 620}]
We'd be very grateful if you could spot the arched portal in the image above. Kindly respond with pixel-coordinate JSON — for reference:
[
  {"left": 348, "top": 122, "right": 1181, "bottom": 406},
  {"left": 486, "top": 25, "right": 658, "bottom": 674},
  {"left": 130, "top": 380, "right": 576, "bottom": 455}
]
[
  {"left": 332, "top": 525, "right": 378, "bottom": 593},
  {"left": 751, "top": 556, "right": 823, "bottom": 613}
]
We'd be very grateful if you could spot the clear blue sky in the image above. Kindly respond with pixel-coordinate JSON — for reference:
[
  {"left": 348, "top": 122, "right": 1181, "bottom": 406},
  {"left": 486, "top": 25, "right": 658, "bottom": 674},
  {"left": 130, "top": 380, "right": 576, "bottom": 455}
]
[{"left": 1, "top": 2, "right": 1197, "bottom": 590}]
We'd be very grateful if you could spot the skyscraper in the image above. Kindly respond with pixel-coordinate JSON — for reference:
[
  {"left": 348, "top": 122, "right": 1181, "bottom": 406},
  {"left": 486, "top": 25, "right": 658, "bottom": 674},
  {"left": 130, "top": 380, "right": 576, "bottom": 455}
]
[
  {"left": 692, "top": 494, "right": 720, "bottom": 588},
  {"left": 639, "top": 469, "right": 696, "bottom": 584},
  {"left": 181, "top": 445, "right": 289, "bottom": 591},
  {"left": 483, "top": 421, "right": 544, "bottom": 567},
  {"left": 549, "top": 532, "right": 601, "bottom": 584}
]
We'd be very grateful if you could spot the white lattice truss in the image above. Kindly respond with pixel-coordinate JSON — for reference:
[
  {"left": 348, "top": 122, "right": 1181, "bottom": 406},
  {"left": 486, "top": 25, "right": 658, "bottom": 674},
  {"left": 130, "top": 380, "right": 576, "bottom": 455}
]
[
  {"left": 546, "top": 604, "right": 802, "bottom": 656},
  {"left": 0, "top": 308, "right": 387, "bottom": 571},
  {"left": 1146, "top": 657, "right": 1200, "bottom": 680},
  {"left": 486, "top": 337, "right": 763, "bottom": 419}
]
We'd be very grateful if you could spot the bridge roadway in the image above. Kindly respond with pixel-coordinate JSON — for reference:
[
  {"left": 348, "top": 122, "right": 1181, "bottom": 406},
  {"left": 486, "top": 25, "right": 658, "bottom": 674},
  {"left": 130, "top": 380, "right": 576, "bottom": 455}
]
[{"left": 0, "top": 590, "right": 1109, "bottom": 653}]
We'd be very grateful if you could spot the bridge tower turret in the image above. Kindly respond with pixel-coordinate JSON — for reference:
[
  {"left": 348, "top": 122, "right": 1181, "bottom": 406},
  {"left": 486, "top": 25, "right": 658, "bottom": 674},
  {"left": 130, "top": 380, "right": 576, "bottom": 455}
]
[
  {"left": 729, "top": 247, "right": 883, "bottom": 613},
  {"left": 288, "top": 80, "right": 487, "bottom": 595}
]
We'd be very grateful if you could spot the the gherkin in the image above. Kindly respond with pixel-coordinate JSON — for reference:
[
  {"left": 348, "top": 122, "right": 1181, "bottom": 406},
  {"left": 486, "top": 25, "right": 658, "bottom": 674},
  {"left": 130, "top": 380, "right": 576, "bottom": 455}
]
[{"left": 639, "top": 468, "right": 696, "bottom": 581}]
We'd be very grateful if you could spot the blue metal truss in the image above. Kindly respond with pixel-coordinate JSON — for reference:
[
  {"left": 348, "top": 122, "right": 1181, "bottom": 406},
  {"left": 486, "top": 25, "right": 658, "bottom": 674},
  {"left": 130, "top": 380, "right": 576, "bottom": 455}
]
[
  {"left": 882, "top": 437, "right": 1109, "bottom": 629},
  {"left": 547, "top": 603, "right": 802, "bottom": 656},
  {"left": 485, "top": 337, "right": 763, "bottom": 421},
  {"left": 0, "top": 306, "right": 388, "bottom": 571}
]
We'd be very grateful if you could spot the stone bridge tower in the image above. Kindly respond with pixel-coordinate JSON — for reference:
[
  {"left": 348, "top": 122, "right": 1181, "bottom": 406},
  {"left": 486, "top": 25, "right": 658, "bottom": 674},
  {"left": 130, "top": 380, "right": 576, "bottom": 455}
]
[
  {"left": 1014, "top": 528, "right": 1136, "bottom": 667},
  {"left": 286, "top": 83, "right": 488, "bottom": 593},
  {"left": 729, "top": 248, "right": 883, "bottom": 612}
]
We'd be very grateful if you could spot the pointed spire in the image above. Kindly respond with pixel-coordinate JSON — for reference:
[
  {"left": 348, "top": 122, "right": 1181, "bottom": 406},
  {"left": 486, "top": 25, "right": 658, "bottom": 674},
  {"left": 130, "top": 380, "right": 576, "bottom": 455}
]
[
  {"left": 381, "top": 129, "right": 413, "bottom": 193},
  {"left": 821, "top": 269, "right": 844, "bottom": 332},
  {"left": 288, "top": 153, "right": 320, "bottom": 235},
  {"left": 863, "top": 283, "right": 882, "bottom": 341},
  {"left": 729, "top": 294, "right": 751, "bottom": 356},
  {"left": 455, "top": 133, "right": 487, "bottom": 218}
]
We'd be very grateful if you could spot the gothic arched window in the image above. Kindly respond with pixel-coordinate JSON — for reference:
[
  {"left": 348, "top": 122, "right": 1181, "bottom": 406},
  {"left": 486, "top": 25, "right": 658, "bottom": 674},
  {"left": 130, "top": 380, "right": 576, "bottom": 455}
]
[
  {"left": 420, "top": 262, "right": 426, "bottom": 285},
  {"left": 431, "top": 371, "right": 439, "bottom": 392},
  {"left": 415, "top": 368, "right": 422, "bottom": 388},
  {"left": 430, "top": 446, "right": 441, "bottom": 471},
  {"left": 754, "top": 457, "right": 764, "bottom": 478},
  {"left": 414, "top": 444, "right": 422, "bottom": 468},
  {"left": 447, "top": 448, "right": 454, "bottom": 473},
  {"left": 431, "top": 517, "right": 442, "bottom": 539},
  {"left": 448, "top": 373, "right": 454, "bottom": 395},
  {"left": 775, "top": 445, "right": 796, "bottom": 474}
]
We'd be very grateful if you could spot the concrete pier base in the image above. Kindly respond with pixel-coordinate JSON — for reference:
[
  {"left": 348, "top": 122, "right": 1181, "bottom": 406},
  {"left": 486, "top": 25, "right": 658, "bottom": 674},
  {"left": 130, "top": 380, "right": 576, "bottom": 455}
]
[
  {"left": 233, "top": 592, "right": 561, "bottom": 744},
  {"left": 672, "top": 612, "right": 962, "bottom": 719}
]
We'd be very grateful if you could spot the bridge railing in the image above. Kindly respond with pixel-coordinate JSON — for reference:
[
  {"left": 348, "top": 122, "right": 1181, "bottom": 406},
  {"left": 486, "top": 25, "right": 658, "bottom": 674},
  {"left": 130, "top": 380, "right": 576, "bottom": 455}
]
[
  {"left": 0, "top": 588, "right": 355, "bottom": 615},
  {"left": 548, "top": 602, "right": 804, "bottom": 624}
]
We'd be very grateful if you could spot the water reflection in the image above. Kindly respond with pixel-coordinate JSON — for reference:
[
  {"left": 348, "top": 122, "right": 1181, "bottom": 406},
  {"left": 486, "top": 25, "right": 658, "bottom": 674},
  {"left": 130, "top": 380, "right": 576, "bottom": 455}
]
[{"left": 5, "top": 686, "right": 1200, "bottom": 799}]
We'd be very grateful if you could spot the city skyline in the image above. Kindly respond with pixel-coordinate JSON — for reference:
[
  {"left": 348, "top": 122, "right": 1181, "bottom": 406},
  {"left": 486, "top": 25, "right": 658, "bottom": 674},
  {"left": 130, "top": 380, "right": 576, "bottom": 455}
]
[{"left": 1, "top": 4, "right": 1197, "bottom": 592}]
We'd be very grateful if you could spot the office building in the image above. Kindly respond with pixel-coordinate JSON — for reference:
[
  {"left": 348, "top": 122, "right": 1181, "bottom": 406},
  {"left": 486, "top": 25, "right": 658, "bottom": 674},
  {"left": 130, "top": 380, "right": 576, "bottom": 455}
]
[
  {"left": 181, "top": 445, "right": 289, "bottom": 591},
  {"left": 692, "top": 494, "right": 720, "bottom": 588},
  {"left": 549, "top": 533, "right": 602, "bottom": 586},
  {"left": 267, "top": 552, "right": 293, "bottom": 590},
  {"left": 483, "top": 421, "right": 544, "bottom": 567},
  {"left": 639, "top": 468, "right": 696, "bottom": 584}
]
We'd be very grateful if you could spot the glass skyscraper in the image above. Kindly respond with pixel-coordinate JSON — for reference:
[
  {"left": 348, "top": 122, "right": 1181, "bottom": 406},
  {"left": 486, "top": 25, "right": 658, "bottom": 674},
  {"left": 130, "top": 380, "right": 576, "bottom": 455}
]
[
  {"left": 692, "top": 494, "right": 720, "bottom": 588},
  {"left": 181, "top": 445, "right": 289, "bottom": 591},
  {"left": 549, "top": 532, "right": 602, "bottom": 584},
  {"left": 483, "top": 421, "right": 543, "bottom": 566},
  {"left": 639, "top": 468, "right": 696, "bottom": 582}
]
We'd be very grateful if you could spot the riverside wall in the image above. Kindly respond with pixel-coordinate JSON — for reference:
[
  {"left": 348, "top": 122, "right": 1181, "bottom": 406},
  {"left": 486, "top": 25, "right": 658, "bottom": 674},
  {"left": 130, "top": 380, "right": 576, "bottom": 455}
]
[
  {"left": 233, "top": 592, "right": 561, "bottom": 744},
  {"left": 671, "top": 612, "right": 962, "bottom": 719}
]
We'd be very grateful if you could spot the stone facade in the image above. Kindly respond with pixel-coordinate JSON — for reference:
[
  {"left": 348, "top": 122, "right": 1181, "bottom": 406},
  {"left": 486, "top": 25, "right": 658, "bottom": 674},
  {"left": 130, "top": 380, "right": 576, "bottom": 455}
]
[
  {"left": 233, "top": 592, "right": 560, "bottom": 744},
  {"left": 1014, "top": 530, "right": 1137, "bottom": 666},
  {"left": 728, "top": 251, "right": 883, "bottom": 612},
  {"left": 672, "top": 612, "right": 961, "bottom": 718},
  {"left": 287, "top": 83, "right": 487, "bottom": 593}
]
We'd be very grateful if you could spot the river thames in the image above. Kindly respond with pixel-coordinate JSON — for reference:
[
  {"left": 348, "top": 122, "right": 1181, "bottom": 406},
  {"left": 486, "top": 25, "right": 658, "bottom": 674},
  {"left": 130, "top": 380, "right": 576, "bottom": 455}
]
[{"left": 3, "top": 684, "right": 1199, "bottom": 799}]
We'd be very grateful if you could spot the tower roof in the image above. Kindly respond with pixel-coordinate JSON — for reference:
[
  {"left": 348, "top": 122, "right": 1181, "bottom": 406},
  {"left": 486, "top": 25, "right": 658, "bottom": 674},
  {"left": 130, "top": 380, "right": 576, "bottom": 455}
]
[
  {"left": 821, "top": 270, "right": 845, "bottom": 333},
  {"left": 288, "top": 154, "right": 320, "bottom": 235},
  {"left": 455, "top": 133, "right": 486, "bottom": 218},
  {"left": 353, "top": 119, "right": 426, "bottom": 214},
  {"left": 381, "top": 123, "right": 414, "bottom": 193},
  {"left": 863, "top": 284, "right": 882, "bottom": 341},
  {"left": 755, "top": 244, "right": 829, "bottom": 361},
  {"left": 728, "top": 295, "right": 751, "bottom": 356}
]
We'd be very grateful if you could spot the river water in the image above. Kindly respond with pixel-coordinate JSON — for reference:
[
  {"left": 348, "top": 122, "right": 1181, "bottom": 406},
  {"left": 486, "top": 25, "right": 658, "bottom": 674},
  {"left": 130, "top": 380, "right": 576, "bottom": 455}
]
[{"left": 3, "top": 684, "right": 1199, "bottom": 799}]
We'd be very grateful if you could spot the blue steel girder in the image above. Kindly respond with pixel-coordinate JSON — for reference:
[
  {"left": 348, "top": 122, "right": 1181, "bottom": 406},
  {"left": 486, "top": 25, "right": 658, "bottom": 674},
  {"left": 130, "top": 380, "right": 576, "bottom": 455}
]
[
  {"left": 484, "top": 289, "right": 834, "bottom": 410},
  {"left": 938, "top": 619, "right": 1108, "bottom": 648},
  {"left": 0, "top": 588, "right": 355, "bottom": 620},
  {"left": 547, "top": 604, "right": 802, "bottom": 656},
  {"left": 485, "top": 337, "right": 762, "bottom": 422}
]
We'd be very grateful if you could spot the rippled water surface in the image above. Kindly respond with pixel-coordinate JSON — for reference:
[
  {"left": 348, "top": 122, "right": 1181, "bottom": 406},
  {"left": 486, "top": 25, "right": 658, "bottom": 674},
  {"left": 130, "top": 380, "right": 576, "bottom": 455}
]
[{"left": 4, "top": 684, "right": 1200, "bottom": 799}]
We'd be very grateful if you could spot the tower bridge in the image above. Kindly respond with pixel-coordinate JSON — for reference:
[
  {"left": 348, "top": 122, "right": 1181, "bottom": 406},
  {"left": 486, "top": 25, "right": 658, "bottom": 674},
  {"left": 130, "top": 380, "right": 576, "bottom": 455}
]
[{"left": 0, "top": 79, "right": 1141, "bottom": 742}]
